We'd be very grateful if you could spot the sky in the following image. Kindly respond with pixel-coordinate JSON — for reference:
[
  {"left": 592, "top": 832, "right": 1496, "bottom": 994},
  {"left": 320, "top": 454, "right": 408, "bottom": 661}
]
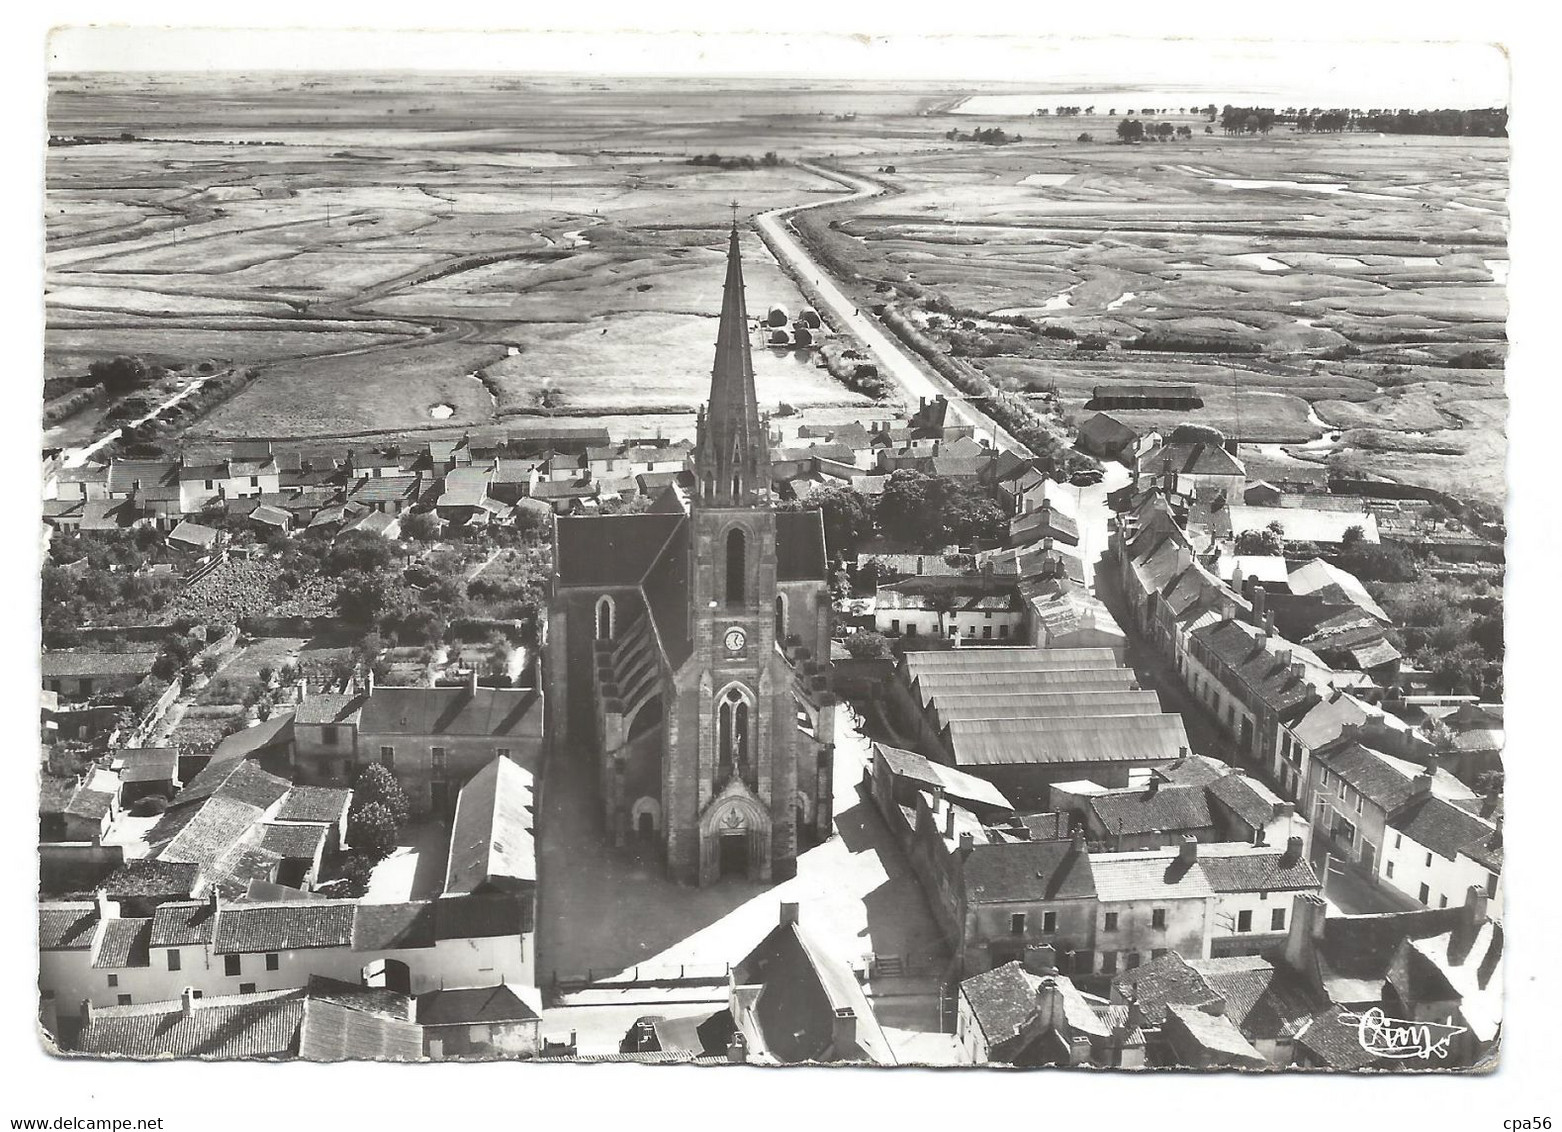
[{"left": 47, "top": 28, "right": 1510, "bottom": 109}]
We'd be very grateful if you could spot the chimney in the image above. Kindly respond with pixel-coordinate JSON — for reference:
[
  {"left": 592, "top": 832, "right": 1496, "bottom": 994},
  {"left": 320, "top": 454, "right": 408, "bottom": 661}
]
[
  {"left": 1280, "top": 835, "right": 1303, "bottom": 867},
  {"left": 1178, "top": 834, "right": 1198, "bottom": 864},
  {"left": 1071, "top": 826, "right": 1085, "bottom": 855},
  {"left": 181, "top": 987, "right": 197, "bottom": 1019},
  {"left": 469, "top": 667, "right": 480, "bottom": 695},
  {"left": 1201, "top": 998, "right": 1227, "bottom": 1017},
  {"left": 94, "top": 889, "right": 116, "bottom": 922},
  {"left": 1264, "top": 609, "right": 1275, "bottom": 635},
  {"left": 958, "top": 831, "right": 975, "bottom": 859},
  {"left": 80, "top": 999, "right": 94, "bottom": 1030},
  {"left": 1251, "top": 585, "right": 1267, "bottom": 623},
  {"left": 365, "top": 669, "right": 375, "bottom": 696},
  {"left": 779, "top": 902, "right": 800, "bottom": 928},
  {"left": 1122, "top": 987, "right": 1146, "bottom": 1034},
  {"left": 1145, "top": 776, "right": 1161, "bottom": 797},
  {"left": 1410, "top": 767, "right": 1434, "bottom": 800},
  {"left": 1282, "top": 893, "right": 1328, "bottom": 976},
  {"left": 726, "top": 1031, "right": 748, "bottom": 1064},
  {"left": 831, "top": 1007, "right": 858, "bottom": 1055},
  {"left": 1034, "top": 977, "right": 1064, "bottom": 1031},
  {"left": 1489, "top": 815, "right": 1503, "bottom": 851},
  {"left": 298, "top": 676, "right": 308, "bottom": 704},
  {"left": 944, "top": 801, "right": 956, "bottom": 840},
  {"left": 1463, "top": 884, "right": 1489, "bottom": 930}
]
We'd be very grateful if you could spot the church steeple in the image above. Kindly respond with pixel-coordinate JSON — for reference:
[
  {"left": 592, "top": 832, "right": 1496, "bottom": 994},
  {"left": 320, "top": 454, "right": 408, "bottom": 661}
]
[{"left": 695, "top": 222, "right": 769, "bottom": 508}]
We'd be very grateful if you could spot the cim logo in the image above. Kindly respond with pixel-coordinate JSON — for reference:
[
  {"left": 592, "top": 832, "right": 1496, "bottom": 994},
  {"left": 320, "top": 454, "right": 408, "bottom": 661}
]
[{"left": 1342, "top": 1007, "right": 1468, "bottom": 1060}]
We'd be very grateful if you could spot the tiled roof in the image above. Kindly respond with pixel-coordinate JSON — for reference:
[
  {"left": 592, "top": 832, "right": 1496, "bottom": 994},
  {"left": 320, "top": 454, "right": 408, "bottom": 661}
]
[
  {"left": 39, "top": 904, "right": 98, "bottom": 951},
  {"left": 1296, "top": 1008, "right": 1388, "bottom": 1069},
  {"left": 445, "top": 756, "right": 536, "bottom": 894},
  {"left": 1206, "top": 774, "right": 1279, "bottom": 830},
  {"left": 149, "top": 901, "right": 217, "bottom": 947},
  {"left": 152, "top": 795, "right": 266, "bottom": 876},
  {"left": 213, "top": 901, "right": 357, "bottom": 954},
  {"left": 1191, "top": 957, "right": 1324, "bottom": 1041},
  {"left": 102, "top": 860, "right": 198, "bottom": 900},
  {"left": 960, "top": 961, "right": 1040, "bottom": 1046},
  {"left": 41, "top": 650, "right": 157, "bottom": 678},
  {"left": 357, "top": 686, "right": 543, "bottom": 740},
  {"left": 776, "top": 509, "right": 828, "bottom": 581},
  {"left": 1392, "top": 795, "right": 1497, "bottom": 863},
  {"left": 1091, "top": 850, "right": 1216, "bottom": 902},
  {"left": 116, "top": 746, "right": 179, "bottom": 783},
  {"left": 305, "top": 975, "right": 415, "bottom": 1022},
  {"left": 1089, "top": 784, "right": 1213, "bottom": 837},
  {"left": 297, "top": 999, "right": 424, "bottom": 1062},
  {"left": 93, "top": 917, "right": 153, "bottom": 969},
  {"left": 1156, "top": 754, "right": 1230, "bottom": 787},
  {"left": 77, "top": 989, "right": 306, "bottom": 1059},
  {"left": 168, "top": 520, "right": 220, "bottom": 549},
  {"left": 1189, "top": 619, "right": 1324, "bottom": 718},
  {"left": 258, "top": 822, "right": 329, "bottom": 860},
  {"left": 1111, "top": 952, "right": 1219, "bottom": 1025},
  {"left": 1140, "top": 441, "right": 1245, "bottom": 479},
  {"left": 964, "top": 840, "right": 1096, "bottom": 904},
  {"left": 873, "top": 742, "right": 1013, "bottom": 812},
  {"left": 416, "top": 984, "right": 540, "bottom": 1027},
  {"left": 1165, "top": 1002, "right": 1266, "bottom": 1064},
  {"left": 293, "top": 693, "right": 365, "bottom": 727},
  {"left": 201, "top": 714, "right": 296, "bottom": 774},
  {"left": 351, "top": 902, "right": 437, "bottom": 952},
  {"left": 276, "top": 785, "right": 352, "bottom": 823},
  {"left": 1196, "top": 844, "right": 1320, "bottom": 893}
]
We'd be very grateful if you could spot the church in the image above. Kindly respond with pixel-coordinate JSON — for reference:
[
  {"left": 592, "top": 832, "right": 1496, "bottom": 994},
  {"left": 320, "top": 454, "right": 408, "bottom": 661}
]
[{"left": 546, "top": 225, "right": 837, "bottom": 887}]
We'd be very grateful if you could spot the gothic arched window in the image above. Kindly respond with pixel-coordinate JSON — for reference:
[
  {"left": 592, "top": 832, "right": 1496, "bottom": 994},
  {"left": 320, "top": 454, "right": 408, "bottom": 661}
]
[
  {"left": 726, "top": 527, "right": 746, "bottom": 606},
  {"left": 596, "top": 594, "right": 615, "bottom": 641},
  {"left": 774, "top": 594, "right": 787, "bottom": 639},
  {"left": 717, "top": 685, "right": 752, "bottom": 776}
]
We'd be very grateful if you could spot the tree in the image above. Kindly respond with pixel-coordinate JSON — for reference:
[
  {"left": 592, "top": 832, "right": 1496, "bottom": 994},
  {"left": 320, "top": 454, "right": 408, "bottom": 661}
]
[
  {"left": 1115, "top": 118, "right": 1144, "bottom": 143},
  {"left": 354, "top": 763, "right": 410, "bottom": 827},
  {"left": 842, "top": 630, "right": 892, "bottom": 660},
  {"left": 325, "top": 531, "right": 395, "bottom": 576},
  {"left": 1076, "top": 132, "right": 1093, "bottom": 143},
  {"left": 399, "top": 511, "right": 441, "bottom": 543},
  {"left": 88, "top": 355, "right": 149, "bottom": 395},
  {"left": 1342, "top": 525, "right": 1365, "bottom": 549},
  {"left": 348, "top": 801, "right": 400, "bottom": 860},
  {"left": 337, "top": 568, "right": 390, "bottom": 626},
  {"left": 1235, "top": 527, "right": 1284, "bottom": 556},
  {"left": 781, "top": 485, "right": 874, "bottom": 555}
]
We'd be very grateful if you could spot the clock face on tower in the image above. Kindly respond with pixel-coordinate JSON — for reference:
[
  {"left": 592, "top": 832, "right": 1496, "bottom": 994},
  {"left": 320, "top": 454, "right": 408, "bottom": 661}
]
[{"left": 723, "top": 626, "right": 747, "bottom": 653}]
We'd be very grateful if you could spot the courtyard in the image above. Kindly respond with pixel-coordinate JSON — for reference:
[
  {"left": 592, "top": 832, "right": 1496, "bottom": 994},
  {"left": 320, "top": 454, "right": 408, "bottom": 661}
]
[{"left": 533, "top": 706, "right": 958, "bottom": 1060}]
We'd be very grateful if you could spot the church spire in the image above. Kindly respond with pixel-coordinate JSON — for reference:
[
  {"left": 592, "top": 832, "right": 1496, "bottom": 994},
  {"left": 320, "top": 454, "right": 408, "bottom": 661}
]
[{"left": 695, "top": 221, "right": 769, "bottom": 507}]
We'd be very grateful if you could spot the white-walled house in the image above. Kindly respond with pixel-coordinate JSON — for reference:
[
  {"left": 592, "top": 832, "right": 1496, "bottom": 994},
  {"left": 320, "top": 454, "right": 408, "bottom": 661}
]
[
  {"left": 40, "top": 893, "right": 532, "bottom": 1012},
  {"left": 1380, "top": 797, "right": 1503, "bottom": 919}
]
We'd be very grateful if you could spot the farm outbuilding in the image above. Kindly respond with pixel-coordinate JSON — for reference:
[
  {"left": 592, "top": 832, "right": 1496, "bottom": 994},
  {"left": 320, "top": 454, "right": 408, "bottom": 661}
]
[
  {"left": 798, "top": 307, "right": 821, "bottom": 329},
  {"left": 769, "top": 328, "right": 790, "bottom": 346},
  {"left": 766, "top": 306, "right": 790, "bottom": 328}
]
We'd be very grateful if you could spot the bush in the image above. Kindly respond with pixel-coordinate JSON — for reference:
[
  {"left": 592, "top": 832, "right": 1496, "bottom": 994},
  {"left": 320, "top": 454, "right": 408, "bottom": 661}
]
[{"left": 355, "top": 763, "right": 410, "bottom": 826}]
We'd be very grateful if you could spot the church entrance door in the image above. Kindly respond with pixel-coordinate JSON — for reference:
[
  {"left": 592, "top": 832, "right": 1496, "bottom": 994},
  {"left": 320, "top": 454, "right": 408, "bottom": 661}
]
[{"left": 718, "top": 831, "right": 750, "bottom": 879}]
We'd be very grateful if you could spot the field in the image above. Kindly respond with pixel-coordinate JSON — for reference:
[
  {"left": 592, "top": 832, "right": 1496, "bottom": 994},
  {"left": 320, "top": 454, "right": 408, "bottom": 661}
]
[
  {"left": 46, "top": 75, "right": 1506, "bottom": 500},
  {"left": 802, "top": 118, "right": 1507, "bottom": 502}
]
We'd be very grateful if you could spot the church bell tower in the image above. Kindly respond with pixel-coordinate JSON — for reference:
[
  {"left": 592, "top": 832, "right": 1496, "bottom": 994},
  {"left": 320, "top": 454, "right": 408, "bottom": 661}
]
[{"left": 683, "top": 221, "right": 794, "bottom": 885}]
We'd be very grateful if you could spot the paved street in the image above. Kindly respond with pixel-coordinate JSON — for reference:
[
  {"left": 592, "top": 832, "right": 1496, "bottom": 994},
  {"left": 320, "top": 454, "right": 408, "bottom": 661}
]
[{"left": 757, "top": 166, "right": 1049, "bottom": 460}]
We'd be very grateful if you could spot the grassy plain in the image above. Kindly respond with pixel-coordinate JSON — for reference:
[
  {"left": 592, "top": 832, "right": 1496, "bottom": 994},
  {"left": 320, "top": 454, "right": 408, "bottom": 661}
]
[{"left": 46, "top": 76, "right": 1505, "bottom": 500}]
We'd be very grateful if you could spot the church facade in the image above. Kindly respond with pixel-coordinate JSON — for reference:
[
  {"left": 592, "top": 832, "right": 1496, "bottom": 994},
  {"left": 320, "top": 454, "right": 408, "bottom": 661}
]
[{"left": 547, "top": 226, "right": 836, "bottom": 886}]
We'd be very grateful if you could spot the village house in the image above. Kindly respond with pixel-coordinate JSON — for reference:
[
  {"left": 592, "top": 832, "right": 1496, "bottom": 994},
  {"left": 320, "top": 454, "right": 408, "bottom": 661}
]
[
  {"left": 871, "top": 577, "right": 1027, "bottom": 644},
  {"left": 725, "top": 902, "right": 896, "bottom": 1065},
  {"left": 1304, "top": 730, "right": 1479, "bottom": 893},
  {"left": 1135, "top": 425, "right": 1246, "bottom": 501},
  {"left": 290, "top": 675, "right": 544, "bottom": 816},
  {"left": 417, "top": 984, "right": 542, "bottom": 1060},
  {"left": 956, "top": 958, "right": 1114, "bottom": 1065},
  {"left": 1075, "top": 411, "right": 1154, "bottom": 465}
]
